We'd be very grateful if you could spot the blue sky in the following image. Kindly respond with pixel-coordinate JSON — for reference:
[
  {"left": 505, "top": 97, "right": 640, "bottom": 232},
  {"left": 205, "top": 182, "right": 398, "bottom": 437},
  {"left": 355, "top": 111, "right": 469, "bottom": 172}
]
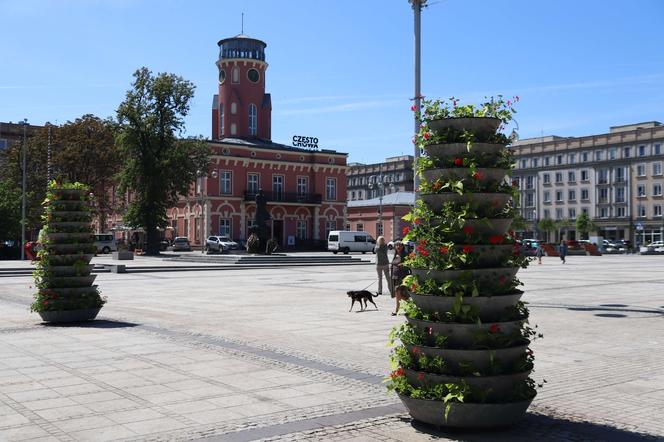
[{"left": 2, "top": 0, "right": 663, "bottom": 164}]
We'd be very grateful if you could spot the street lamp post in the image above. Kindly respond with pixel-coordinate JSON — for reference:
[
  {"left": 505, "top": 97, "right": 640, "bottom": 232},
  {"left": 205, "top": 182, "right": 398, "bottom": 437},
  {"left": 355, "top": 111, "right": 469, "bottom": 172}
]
[
  {"left": 533, "top": 210, "right": 539, "bottom": 240},
  {"left": 197, "top": 170, "right": 218, "bottom": 254},
  {"left": 409, "top": 0, "right": 426, "bottom": 195},
  {"left": 20, "top": 119, "right": 28, "bottom": 260},
  {"left": 369, "top": 173, "right": 395, "bottom": 238}
]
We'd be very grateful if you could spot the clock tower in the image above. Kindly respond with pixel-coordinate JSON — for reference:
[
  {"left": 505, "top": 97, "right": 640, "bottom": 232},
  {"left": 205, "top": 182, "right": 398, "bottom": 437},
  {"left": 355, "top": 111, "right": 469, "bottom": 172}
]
[{"left": 212, "top": 34, "right": 271, "bottom": 141}]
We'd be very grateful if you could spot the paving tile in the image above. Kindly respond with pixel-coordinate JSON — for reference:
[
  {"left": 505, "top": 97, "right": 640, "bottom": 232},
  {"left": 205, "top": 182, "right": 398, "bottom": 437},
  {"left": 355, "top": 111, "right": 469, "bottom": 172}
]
[
  {"left": 69, "top": 391, "right": 123, "bottom": 405},
  {"left": 68, "top": 425, "right": 138, "bottom": 442},
  {"left": 86, "top": 398, "right": 141, "bottom": 413},
  {"left": 183, "top": 408, "right": 244, "bottom": 424},
  {"left": 123, "top": 417, "right": 187, "bottom": 435},
  {"left": 22, "top": 397, "right": 77, "bottom": 411},
  {"left": 7, "top": 389, "right": 61, "bottom": 403},
  {"left": 0, "top": 424, "right": 49, "bottom": 441},
  {"left": 0, "top": 413, "right": 30, "bottom": 428},
  {"left": 52, "top": 415, "right": 117, "bottom": 432},
  {"left": 34, "top": 404, "right": 94, "bottom": 421},
  {"left": 106, "top": 408, "right": 165, "bottom": 424}
]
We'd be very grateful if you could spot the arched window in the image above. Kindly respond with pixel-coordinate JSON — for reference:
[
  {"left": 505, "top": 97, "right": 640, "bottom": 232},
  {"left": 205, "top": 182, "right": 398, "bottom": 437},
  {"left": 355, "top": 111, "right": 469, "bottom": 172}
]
[
  {"left": 232, "top": 67, "right": 239, "bottom": 83},
  {"left": 231, "top": 102, "right": 237, "bottom": 114},
  {"left": 230, "top": 123, "right": 237, "bottom": 136},
  {"left": 219, "top": 103, "right": 224, "bottom": 137},
  {"left": 248, "top": 103, "right": 257, "bottom": 136}
]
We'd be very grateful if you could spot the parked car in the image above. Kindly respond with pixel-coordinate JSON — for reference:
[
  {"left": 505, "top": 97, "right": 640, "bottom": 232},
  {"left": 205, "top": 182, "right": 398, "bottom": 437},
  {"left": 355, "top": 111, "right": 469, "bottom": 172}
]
[
  {"left": 603, "top": 239, "right": 625, "bottom": 253},
  {"left": 94, "top": 233, "right": 118, "bottom": 254},
  {"left": 218, "top": 236, "right": 239, "bottom": 250},
  {"left": 172, "top": 236, "right": 192, "bottom": 251},
  {"left": 206, "top": 235, "right": 238, "bottom": 253},
  {"left": 327, "top": 231, "right": 376, "bottom": 254},
  {"left": 159, "top": 239, "right": 170, "bottom": 251}
]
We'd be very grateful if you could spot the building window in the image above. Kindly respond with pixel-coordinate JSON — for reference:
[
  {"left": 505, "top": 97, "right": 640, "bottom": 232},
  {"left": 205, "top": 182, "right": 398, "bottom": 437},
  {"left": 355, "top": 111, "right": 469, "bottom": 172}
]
[
  {"left": 219, "top": 219, "right": 231, "bottom": 237},
  {"left": 617, "top": 207, "right": 626, "bottom": 218},
  {"left": 232, "top": 67, "right": 239, "bottom": 83},
  {"left": 356, "top": 223, "right": 364, "bottom": 231},
  {"left": 556, "top": 155, "right": 563, "bottom": 165},
  {"left": 230, "top": 123, "right": 237, "bottom": 136},
  {"left": 350, "top": 191, "right": 355, "bottom": 200},
  {"left": 544, "top": 156, "right": 551, "bottom": 166},
  {"left": 638, "top": 145, "right": 646, "bottom": 156},
  {"left": 581, "top": 189, "right": 589, "bottom": 201},
  {"left": 637, "top": 184, "right": 646, "bottom": 197},
  {"left": 555, "top": 173, "right": 563, "bottom": 184},
  {"left": 616, "top": 187, "right": 625, "bottom": 203},
  {"left": 637, "top": 164, "right": 646, "bottom": 176},
  {"left": 272, "top": 175, "right": 284, "bottom": 200},
  {"left": 556, "top": 208, "right": 563, "bottom": 219},
  {"left": 296, "top": 220, "right": 307, "bottom": 240},
  {"left": 655, "top": 144, "right": 661, "bottom": 155},
  {"left": 543, "top": 209, "right": 550, "bottom": 219},
  {"left": 653, "top": 183, "right": 662, "bottom": 196},
  {"left": 520, "top": 159, "right": 527, "bottom": 169},
  {"left": 231, "top": 102, "right": 237, "bottom": 115},
  {"left": 325, "top": 220, "right": 336, "bottom": 237},
  {"left": 248, "top": 173, "right": 259, "bottom": 195},
  {"left": 525, "top": 176, "right": 534, "bottom": 189},
  {"left": 568, "top": 190, "right": 576, "bottom": 201},
  {"left": 600, "top": 208, "right": 609, "bottom": 218},
  {"left": 598, "top": 169, "right": 608, "bottom": 184},
  {"left": 582, "top": 152, "right": 589, "bottom": 162},
  {"left": 543, "top": 191, "right": 551, "bottom": 203},
  {"left": 326, "top": 178, "right": 337, "bottom": 200},
  {"left": 525, "top": 193, "right": 534, "bottom": 207},
  {"left": 581, "top": 170, "right": 589, "bottom": 181},
  {"left": 297, "top": 177, "right": 308, "bottom": 198},
  {"left": 184, "top": 218, "right": 189, "bottom": 238},
  {"left": 615, "top": 167, "right": 625, "bottom": 182},
  {"left": 653, "top": 162, "right": 662, "bottom": 176},
  {"left": 543, "top": 173, "right": 550, "bottom": 184},
  {"left": 638, "top": 205, "right": 646, "bottom": 217},
  {"left": 195, "top": 218, "right": 200, "bottom": 242},
  {"left": 248, "top": 103, "right": 257, "bottom": 135},
  {"left": 655, "top": 205, "right": 663, "bottom": 217},
  {"left": 220, "top": 171, "right": 232, "bottom": 194},
  {"left": 556, "top": 190, "right": 563, "bottom": 202},
  {"left": 568, "top": 171, "right": 576, "bottom": 183},
  {"left": 171, "top": 218, "right": 178, "bottom": 234},
  {"left": 568, "top": 208, "right": 576, "bottom": 219},
  {"left": 594, "top": 150, "right": 603, "bottom": 161},
  {"left": 609, "top": 148, "right": 616, "bottom": 160},
  {"left": 532, "top": 158, "right": 539, "bottom": 167},
  {"left": 599, "top": 188, "right": 608, "bottom": 203},
  {"left": 623, "top": 147, "right": 631, "bottom": 158},
  {"left": 582, "top": 207, "right": 589, "bottom": 215},
  {"left": 220, "top": 103, "right": 224, "bottom": 136},
  {"left": 569, "top": 153, "right": 576, "bottom": 164},
  {"left": 376, "top": 222, "right": 384, "bottom": 237}
]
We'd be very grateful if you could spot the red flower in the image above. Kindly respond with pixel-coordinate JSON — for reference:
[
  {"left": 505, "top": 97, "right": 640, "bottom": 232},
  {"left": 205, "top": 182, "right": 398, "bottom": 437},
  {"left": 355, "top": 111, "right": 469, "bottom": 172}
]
[
  {"left": 411, "top": 283, "right": 418, "bottom": 291},
  {"left": 42, "top": 300, "right": 49, "bottom": 305},
  {"left": 439, "top": 246, "right": 449, "bottom": 254},
  {"left": 420, "top": 250, "right": 429, "bottom": 257},
  {"left": 402, "top": 226, "right": 410, "bottom": 236},
  {"left": 412, "top": 346, "right": 419, "bottom": 354},
  {"left": 463, "top": 245, "right": 474, "bottom": 254},
  {"left": 489, "top": 235, "right": 503, "bottom": 245},
  {"left": 414, "top": 218, "right": 421, "bottom": 225},
  {"left": 453, "top": 158, "right": 463, "bottom": 167},
  {"left": 489, "top": 324, "right": 500, "bottom": 334},
  {"left": 417, "top": 372, "right": 425, "bottom": 381},
  {"left": 472, "top": 171, "right": 483, "bottom": 180},
  {"left": 410, "top": 104, "right": 417, "bottom": 111},
  {"left": 463, "top": 225, "right": 473, "bottom": 235},
  {"left": 423, "top": 132, "right": 432, "bottom": 140},
  {"left": 390, "top": 367, "right": 405, "bottom": 379}
]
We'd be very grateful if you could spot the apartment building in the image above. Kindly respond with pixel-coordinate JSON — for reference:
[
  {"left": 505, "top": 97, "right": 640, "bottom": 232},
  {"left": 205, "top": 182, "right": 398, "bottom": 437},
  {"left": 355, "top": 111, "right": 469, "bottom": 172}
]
[
  {"left": 346, "top": 155, "right": 414, "bottom": 201},
  {"left": 511, "top": 121, "right": 664, "bottom": 244}
]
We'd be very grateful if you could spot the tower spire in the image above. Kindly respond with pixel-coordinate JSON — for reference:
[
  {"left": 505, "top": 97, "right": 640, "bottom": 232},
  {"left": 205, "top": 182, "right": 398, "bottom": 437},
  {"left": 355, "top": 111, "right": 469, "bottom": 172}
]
[{"left": 241, "top": 13, "right": 244, "bottom": 34}]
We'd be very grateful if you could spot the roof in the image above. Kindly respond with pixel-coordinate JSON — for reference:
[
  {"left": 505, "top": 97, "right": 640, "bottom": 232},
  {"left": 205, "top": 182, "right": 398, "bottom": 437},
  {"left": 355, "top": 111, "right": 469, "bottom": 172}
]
[
  {"left": 347, "top": 191, "right": 415, "bottom": 208},
  {"left": 210, "top": 137, "right": 348, "bottom": 156},
  {"left": 217, "top": 34, "right": 267, "bottom": 48}
]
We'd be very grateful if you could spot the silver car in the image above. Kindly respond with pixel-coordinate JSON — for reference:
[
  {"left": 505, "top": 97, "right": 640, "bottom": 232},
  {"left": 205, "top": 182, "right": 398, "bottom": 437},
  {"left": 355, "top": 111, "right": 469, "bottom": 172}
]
[
  {"left": 172, "top": 237, "right": 192, "bottom": 251},
  {"left": 205, "top": 236, "right": 226, "bottom": 253}
]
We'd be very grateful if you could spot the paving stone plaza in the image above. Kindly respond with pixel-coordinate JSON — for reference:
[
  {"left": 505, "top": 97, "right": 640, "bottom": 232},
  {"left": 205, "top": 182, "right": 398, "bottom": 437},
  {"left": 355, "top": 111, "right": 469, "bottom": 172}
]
[{"left": 0, "top": 254, "right": 663, "bottom": 441}]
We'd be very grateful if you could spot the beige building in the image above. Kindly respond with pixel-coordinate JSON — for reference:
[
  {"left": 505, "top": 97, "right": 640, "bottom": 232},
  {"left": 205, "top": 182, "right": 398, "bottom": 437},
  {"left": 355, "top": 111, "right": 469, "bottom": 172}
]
[
  {"left": 347, "top": 155, "right": 414, "bottom": 202},
  {"left": 512, "top": 121, "right": 664, "bottom": 245}
]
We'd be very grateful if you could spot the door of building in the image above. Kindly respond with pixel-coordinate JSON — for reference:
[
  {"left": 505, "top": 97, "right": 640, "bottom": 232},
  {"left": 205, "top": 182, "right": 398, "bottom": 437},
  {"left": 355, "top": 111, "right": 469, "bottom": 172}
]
[{"left": 272, "top": 220, "right": 284, "bottom": 246}]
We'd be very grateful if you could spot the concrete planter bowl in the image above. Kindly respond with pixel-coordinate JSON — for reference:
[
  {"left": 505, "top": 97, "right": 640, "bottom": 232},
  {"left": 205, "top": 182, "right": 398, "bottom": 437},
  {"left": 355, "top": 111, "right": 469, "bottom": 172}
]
[
  {"left": 43, "top": 275, "right": 97, "bottom": 288},
  {"left": 39, "top": 286, "right": 99, "bottom": 297},
  {"left": 424, "top": 143, "right": 506, "bottom": 158},
  {"left": 48, "top": 265, "right": 94, "bottom": 277},
  {"left": 430, "top": 219, "right": 513, "bottom": 239},
  {"left": 421, "top": 168, "right": 507, "bottom": 188},
  {"left": 405, "top": 344, "right": 529, "bottom": 374},
  {"left": 47, "top": 254, "right": 94, "bottom": 265},
  {"left": 410, "top": 267, "right": 520, "bottom": 287},
  {"left": 399, "top": 394, "right": 533, "bottom": 429},
  {"left": 38, "top": 308, "right": 101, "bottom": 323},
  {"left": 410, "top": 292, "right": 523, "bottom": 321},
  {"left": 50, "top": 188, "right": 88, "bottom": 199},
  {"left": 450, "top": 244, "right": 513, "bottom": 268},
  {"left": 428, "top": 117, "right": 501, "bottom": 138},
  {"left": 420, "top": 193, "right": 512, "bottom": 212},
  {"left": 45, "top": 243, "right": 94, "bottom": 253},
  {"left": 406, "top": 317, "right": 526, "bottom": 347},
  {"left": 46, "top": 232, "right": 92, "bottom": 241},
  {"left": 404, "top": 368, "right": 532, "bottom": 401},
  {"left": 48, "top": 221, "right": 92, "bottom": 229}
]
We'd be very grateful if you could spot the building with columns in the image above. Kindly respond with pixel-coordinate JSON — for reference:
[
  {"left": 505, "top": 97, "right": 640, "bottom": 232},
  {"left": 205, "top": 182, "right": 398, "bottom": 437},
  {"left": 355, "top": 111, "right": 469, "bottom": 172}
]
[
  {"left": 166, "top": 34, "right": 348, "bottom": 249},
  {"left": 511, "top": 121, "right": 664, "bottom": 245}
]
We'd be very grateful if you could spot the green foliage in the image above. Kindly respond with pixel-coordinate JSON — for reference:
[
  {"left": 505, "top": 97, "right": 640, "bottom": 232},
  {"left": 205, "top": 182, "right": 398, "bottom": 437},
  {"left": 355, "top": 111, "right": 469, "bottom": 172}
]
[
  {"left": 0, "top": 179, "right": 22, "bottom": 241},
  {"left": 115, "top": 67, "right": 210, "bottom": 255},
  {"left": 247, "top": 233, "right": 261, "bottom": 254},
  {"left": 416, "top": 96, "right": 519, "bottom": 124},
  {"left": 575, "top": 212, "right": 597, "bottom": 239}
]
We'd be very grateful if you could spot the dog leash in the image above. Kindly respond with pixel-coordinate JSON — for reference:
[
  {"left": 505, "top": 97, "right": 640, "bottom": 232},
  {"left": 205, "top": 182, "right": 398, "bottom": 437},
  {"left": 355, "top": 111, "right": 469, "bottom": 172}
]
[{"left": 360, "top": 280, "right": 377, "bottom": 292}]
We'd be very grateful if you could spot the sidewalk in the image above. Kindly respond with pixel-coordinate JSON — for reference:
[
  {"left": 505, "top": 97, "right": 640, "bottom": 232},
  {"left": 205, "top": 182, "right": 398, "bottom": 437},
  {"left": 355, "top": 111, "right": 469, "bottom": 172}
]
[{"left": 0, "top": 255, "right": 663, "bottom": 441}]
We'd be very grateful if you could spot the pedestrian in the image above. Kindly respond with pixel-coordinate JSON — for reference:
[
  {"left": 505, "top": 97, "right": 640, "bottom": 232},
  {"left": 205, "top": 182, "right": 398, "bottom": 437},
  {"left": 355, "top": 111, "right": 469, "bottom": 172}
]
[
  {"left": 374, "top": 236, "right": 390, "bottom": 295},
  {"left": 390, "top": 241, "right": 408, "bottom": 314},
  {"left": 536, "top": 244, "right": 544, "bottom": 264},
  {"left": 559, "top": 240, "right": 568, "bottom": 264},
  {"left": 392, "top": 284, "right": 410, "bottom": 316}
]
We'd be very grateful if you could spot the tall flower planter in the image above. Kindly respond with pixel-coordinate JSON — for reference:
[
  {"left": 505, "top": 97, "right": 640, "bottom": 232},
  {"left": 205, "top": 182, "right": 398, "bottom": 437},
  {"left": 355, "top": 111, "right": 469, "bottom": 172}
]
[
  {"left": 31, "top": 182, "right": 106, "bottom": 323},
  {"left": 387, "top": 97, "right": 537, "bottom": 428}
]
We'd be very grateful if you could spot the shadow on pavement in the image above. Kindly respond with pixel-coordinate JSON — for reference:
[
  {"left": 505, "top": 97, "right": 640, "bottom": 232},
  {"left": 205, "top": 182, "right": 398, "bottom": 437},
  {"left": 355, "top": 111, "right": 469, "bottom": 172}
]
[
  {"left": 42, "top": 319, "right": 140, "bottom": 329},
  {"left": 407, "top": 412, "right": 661, "bottom": 441}
]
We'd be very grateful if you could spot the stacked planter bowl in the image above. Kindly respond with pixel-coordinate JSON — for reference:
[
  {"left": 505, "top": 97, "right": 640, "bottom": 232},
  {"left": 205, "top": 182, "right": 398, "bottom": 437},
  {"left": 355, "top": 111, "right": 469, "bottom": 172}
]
[
  {"left": 394, "top": 117, "right": 535, "bottom": 428},
  {"left": 33, "top": 186, "right": 104, "bottom": 323}
]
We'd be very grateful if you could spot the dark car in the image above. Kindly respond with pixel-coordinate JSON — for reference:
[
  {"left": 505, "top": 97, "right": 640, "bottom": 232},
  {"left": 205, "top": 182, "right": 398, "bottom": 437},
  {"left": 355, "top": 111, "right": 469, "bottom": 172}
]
[{"left": 172, "top": 237, "right": 192, "bottom": 252}]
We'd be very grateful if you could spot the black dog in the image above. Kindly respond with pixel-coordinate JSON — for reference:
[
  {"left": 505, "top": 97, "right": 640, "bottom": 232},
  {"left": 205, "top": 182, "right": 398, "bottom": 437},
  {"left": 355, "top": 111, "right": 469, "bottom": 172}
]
[{"left": 347, "top": 290, "right": 379, "bottom": 312}]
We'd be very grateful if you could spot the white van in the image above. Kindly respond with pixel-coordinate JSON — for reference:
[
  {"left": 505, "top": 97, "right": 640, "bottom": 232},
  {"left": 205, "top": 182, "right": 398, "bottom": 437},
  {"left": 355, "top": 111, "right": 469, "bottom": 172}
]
[
  {"left": 94, "top": 233, "right": 118, "bottom": 254},
  {"left": 327, "top": 231, "right": 376, "bottom": 254}
]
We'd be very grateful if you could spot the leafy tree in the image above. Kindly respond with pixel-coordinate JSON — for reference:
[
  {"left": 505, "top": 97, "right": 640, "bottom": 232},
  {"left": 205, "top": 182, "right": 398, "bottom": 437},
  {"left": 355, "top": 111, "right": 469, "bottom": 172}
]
[
  {"left": 575, "top": 212, "right": 597, "bottom": 239},
  {"left": 556, "top": 218, "right": 573, "bottom": 241},
  {"left": 115, "top": 67, "right": 209, "bottom": 255},
  {"left": 52, "top": 115, "right": 121, "bottom": 233},
  {"left": 537, "top": 218, "right": 557, "bottom": 243},
  {"left": 0, "top": 179, "right": 22, "bottom": 241}
]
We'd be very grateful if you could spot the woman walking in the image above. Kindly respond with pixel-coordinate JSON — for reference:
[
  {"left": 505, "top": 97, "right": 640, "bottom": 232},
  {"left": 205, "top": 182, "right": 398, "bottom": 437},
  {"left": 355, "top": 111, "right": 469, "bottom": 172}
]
[
  {"left": 374, "top": 236, "right": 390, "bottom": 295},
  {"left": 390, "top": 241, "right": 408, "bottom": 315},
  {"left": 559, "top": 240, "right": 568, "bottom": 264}
]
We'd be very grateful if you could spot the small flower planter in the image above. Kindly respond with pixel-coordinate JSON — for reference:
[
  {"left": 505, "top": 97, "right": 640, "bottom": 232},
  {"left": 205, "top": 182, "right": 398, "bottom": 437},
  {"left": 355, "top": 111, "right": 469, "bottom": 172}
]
[
  {"left": 406, "top": 317, "right": 526, "bottom": 347},
  {"left": 411, "top": 267, "right": 519, "bottom": 287},
  {"left": 32, "top": 182, "right": 105, "bottom": 323},
  {"left": 421, "top": 193, "right": 512, "bottom": 212},
  {"left": 410, "top": 292, "right": 523, "bottom": 320},
  {"left": 421, "top": 168, "right": 507, "bottom": 187},
  {"left": 428, "top": 117, "right": 501, "bottom": 138},
  {"left": 424, "top": 142, "right": 506, "bottom": 157},
  {"left": 405, "top": 344, "right": 529, "bottom": 374}
]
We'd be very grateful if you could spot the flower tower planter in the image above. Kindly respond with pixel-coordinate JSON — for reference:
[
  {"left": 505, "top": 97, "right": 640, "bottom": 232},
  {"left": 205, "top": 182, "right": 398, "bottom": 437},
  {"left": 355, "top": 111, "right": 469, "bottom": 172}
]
[
  {"left": 387, "top": 97, "right": 539, "bottom": 428},
  {"left": 31, "top": 182, "right": 106, "bottom": 323}
]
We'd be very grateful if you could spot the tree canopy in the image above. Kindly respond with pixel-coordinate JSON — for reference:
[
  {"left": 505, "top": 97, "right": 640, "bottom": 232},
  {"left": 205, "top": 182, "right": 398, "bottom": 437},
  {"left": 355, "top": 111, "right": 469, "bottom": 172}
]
[{"left": 115, "top": 67, "right": 209, "bottom": 255}]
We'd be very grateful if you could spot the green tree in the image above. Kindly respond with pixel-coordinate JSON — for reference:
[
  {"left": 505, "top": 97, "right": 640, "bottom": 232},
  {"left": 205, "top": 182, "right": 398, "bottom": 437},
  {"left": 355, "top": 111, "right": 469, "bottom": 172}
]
[
  {"left": 115, "top": 67, "right": 209, "bottom": 255},
  {"left": 537, "top": 218, "right": 557, "bottom": 243},
  {"left": 0, "top": 179, "right": 22, "bottom": 241},
  {"left": 53, "top": 115, "right": 121, "bottom": 233},
  {"left": 575, "top": 212, "right": 597, "bottom": 239}
]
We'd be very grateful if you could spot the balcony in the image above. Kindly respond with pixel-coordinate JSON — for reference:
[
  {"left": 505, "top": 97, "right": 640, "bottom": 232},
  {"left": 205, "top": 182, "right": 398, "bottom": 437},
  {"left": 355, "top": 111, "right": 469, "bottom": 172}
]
[{"left": 244, "top": 191, "right": 322, "bottom": 204}]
